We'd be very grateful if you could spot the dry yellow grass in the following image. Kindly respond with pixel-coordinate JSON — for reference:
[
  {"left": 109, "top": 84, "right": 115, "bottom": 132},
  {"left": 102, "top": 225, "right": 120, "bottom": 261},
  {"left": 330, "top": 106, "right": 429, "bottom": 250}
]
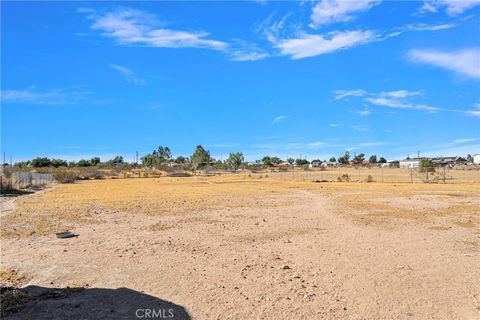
[
  {"left": 1, "top": 177, "right": 295, "bottom": 238},
  {"left": 2, "top": 175, "right": 479, "bottom": 238},
  {"left": 0, "top": 269, "right": 25, "bottom": 287}
]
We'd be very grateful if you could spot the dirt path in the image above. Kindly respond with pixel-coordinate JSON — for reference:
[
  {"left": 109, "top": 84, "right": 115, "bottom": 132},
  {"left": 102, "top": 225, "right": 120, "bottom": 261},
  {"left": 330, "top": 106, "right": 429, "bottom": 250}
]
[{"left": 1, "top": 187, "right": 479, "bottom": 319}]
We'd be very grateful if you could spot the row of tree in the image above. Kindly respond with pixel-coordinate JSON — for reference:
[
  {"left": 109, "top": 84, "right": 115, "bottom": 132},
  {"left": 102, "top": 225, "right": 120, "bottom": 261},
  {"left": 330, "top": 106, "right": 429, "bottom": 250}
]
[
  {"left": 12, "top": 145, "right": 392, "bottom": 170},
  {"left": 14, "top": 156, "right": 123, "bottom": 168}
]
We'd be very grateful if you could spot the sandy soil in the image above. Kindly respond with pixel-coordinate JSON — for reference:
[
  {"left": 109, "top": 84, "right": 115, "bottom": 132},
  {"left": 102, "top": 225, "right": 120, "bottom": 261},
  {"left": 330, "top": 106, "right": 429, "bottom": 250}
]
[{"left": 1, "top": 177, "right": 479, "bottom": 319}]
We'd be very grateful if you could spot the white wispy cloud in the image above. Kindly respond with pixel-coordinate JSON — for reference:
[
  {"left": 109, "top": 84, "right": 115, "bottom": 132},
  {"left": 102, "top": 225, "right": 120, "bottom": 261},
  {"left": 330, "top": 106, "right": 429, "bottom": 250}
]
[
  {"left": 310, "top": 0, "right": 381, "bottom": 28},
  {"left": 465, "top": 103, "right": 480, "bottom": 117},
  {"left": 228, "top": 41, "right": 270, "bottom": 61},
  {"left": 308, "top": 141, "right": 326, "bottom": 148},
  {"left": 1, "top": 86, "right": 92, "bottom": 105},
  {"left": 351, "top": 125, "right": 369, "bottom": 132},
  {"left": 366, "top": 97, "right": 438, "bottom": 111},
  {"left": 333, "top": 89, "right": 367, "bottom": 100},
  {"left": 453, "top": 138, "right": 478, "bottom": 143},
  {"left": 84, "top": 8, "right": 227, "bottom": 51},
  {"left": 329, "top": 123, "right": 341, "bottom": 127},
  {"left": 402, "top": 23, "right": 456, "bottom": 31},
  {"left": 110, "top": 64, "right": 146, "bottom": 86},
  {"left": 358, "top": 141, "right": 387, "bottom": 147},
  {"left": 418, "top": 0, "right": 480, "bottom": 16},
  {"left": 379, "top": 90, "right": 423, "bottom": 98},
  {"left": 276, "top": 30, "right": 377, "bottom": 59},
  {"left": 272, "top": 115, "right": 288, "bottom": 124},
  {"left": 337, "top": 88, "right": 480, "bottom": 116},
  {"left": 356, "top": 109, "right": 372, "bottom": 116},
  {"left": 408, "top": 48, "right": 480, "bottom": 79}
]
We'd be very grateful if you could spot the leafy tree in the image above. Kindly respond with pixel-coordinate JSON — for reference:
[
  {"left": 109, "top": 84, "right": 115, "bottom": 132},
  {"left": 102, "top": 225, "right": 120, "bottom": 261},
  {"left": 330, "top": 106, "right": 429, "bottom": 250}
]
[
  {"left": 353, "top": 153, "right": 365, "bottom": 164},
  {"left": 369, "top": 155, "right": 377, "bottom": 164},
  {"left": 51, "top": 158, "right": 68, "bottom": 168},
  {"left": 270, "top": 156, "right": 282, "bottom": 165},
  {"left": 378, "top": 157, "right": 387, "bottom": 163},
  {"left": 295, "top": 158, "right": 309, "bottom": 166},
  {"left": 287, "top": 158, "right": 295, "bottom": 165},
  {"left": 226, "top": 152, "right": 244, "bottom": 170},
  {"left": 191, "top": 145, "right": 211, "bottom": 166},
  {"left": 30, "top": 157, "right": 51, "bottom": 167},
  {"left": 338, "top": 151, "right": 350, "bottom": 164},
  {"left": 419, "top": 158, "right": 435, "bottom": 173},
  {"left": 68, "top": 161, "right": 77, "bottom": 168},
  {"left": 311, "top": 159, "right": 322, "bottom": 164},
  {"left": 261, "top": 156, "right": 272, "bottom": 167},
  {"left": 111, "top": 156, "right": 124, "bottom": 164},
  {"left": 90, "top": 157, "right": 101, "bottom": 165},
  {"left": 174, "top": 156, "right": 188, "bottom": 164},
  {"left": 154, "top": 146, "right": 171, "bottom": 162},
  {"left": 77, "top": 159, "right": 92, "bottom": 167},
  {"left": 14, "top": 161, "right": 30, "bottom": 168},
  {"left": 329, "top": 157, "right": 336, "bottom": 162},
  {"left": 467, "top": 154, "right": 473, "bottom": 163}
]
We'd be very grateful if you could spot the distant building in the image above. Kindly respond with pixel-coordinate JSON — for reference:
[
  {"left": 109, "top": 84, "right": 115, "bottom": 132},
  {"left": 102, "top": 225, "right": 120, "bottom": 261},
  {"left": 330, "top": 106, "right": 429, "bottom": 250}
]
[
  {"left": 431, "top": 156, "right": 467, "bottom": 167},
  {"left": 473, "top": 154, "right": 480, "bottom": 164},
  {"left": 321, "top": 161, "right": 339, "bottom": 167},
  {"left": 310, "top": 161, "right": 322, "bottom": 168},
  {"left": 399, "top": 158, "right": 421, "bottom": 168}
]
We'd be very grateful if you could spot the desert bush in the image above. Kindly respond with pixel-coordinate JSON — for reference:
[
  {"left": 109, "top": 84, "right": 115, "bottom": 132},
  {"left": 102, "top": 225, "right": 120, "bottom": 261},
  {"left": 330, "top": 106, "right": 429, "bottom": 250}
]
[
  {"left": 419, "top": 158, "right": 435, "bottom": 173},
  {"left": 337, "top": 173, "right": 350, "bottom": 182},
  {"left": 366, "top": 175, "right": 375, "bottom": 183},
  {"left": 54, "top": 170, "right": 77, "bottom": 183}
]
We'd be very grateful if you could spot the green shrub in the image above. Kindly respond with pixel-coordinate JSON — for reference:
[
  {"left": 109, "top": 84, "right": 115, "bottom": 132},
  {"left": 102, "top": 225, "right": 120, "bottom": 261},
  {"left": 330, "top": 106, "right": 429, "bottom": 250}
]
[{"left": 54, "top": 170, "right": 77, "bottom": 183}]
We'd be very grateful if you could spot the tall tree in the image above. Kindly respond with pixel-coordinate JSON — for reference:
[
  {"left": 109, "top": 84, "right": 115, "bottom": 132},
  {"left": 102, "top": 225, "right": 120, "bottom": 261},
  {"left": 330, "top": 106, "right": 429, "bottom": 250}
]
[
  {"left": 226, "top": 152, "right": 244, "bottom": 170},
  {"left": 353, "top": 153, "right": 365, "bottom": 163},
  {"left": 191, "top": 145, "right": 211, "bottom": 166},
  {"left": 338, "top": 151, "right": 350, "bottom": 164},
  {"left": 369, "top": 155, "right": 377, "bottom": 164}
]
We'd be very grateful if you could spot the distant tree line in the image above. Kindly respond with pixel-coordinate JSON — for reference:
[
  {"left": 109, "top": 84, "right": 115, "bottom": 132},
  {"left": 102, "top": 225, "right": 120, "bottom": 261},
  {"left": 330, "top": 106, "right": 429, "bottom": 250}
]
[{"left": 15, "top": 144, "right": 448, "bottom": 170}]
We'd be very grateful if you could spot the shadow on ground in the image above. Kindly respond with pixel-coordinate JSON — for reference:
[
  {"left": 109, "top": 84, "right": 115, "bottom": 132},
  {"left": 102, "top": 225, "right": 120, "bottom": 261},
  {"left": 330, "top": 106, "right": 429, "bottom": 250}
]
[
  {"left": 2, "top": 285, "right": 191, "bottom": 320},
  {"left": 0, "top": 189, "right": 35, "bottom": 198}
]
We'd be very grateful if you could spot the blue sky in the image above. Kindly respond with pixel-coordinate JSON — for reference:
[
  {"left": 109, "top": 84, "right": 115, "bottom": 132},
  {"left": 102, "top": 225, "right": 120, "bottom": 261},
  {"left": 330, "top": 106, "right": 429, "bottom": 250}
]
[{"left": 1, "top": 0, "right": 479, "bottom": 162}]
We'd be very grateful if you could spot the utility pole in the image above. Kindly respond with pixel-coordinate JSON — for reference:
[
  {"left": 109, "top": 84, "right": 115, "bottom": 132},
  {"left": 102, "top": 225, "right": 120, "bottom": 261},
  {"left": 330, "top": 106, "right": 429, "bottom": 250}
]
[{"left": 417, "top": 150, "right": 420, "bottom": 158}]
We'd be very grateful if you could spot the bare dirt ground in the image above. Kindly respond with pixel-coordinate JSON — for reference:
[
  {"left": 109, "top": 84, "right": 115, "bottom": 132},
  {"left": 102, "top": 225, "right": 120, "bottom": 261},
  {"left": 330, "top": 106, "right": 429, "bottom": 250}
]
[{"left": 1, "top": 177, "right": 479, "bottom": 319}]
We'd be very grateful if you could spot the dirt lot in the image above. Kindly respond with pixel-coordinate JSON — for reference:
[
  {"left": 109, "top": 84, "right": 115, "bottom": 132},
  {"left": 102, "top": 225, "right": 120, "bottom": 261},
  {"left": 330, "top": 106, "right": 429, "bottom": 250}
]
[{"left": 1, "top": 176, "right": 479, "bottom": 319}]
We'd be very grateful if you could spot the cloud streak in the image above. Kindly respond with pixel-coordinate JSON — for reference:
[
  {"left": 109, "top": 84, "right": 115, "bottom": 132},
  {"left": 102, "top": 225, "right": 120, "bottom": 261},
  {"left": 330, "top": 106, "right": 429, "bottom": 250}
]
[
  {"left": 276, "top": 30, "right": 378, "bottom": 59},
  {"left": 85, "top": 8, "right": 227, "bottom": 51},
  {"left": 110, "top": 64, "right": 146, "bottom": 86},
  {"left": 418, "top": 0, "right": 480, "bottom": 16},
  {"left": 310, "top": 0, "right": 381, "bottom": 28},
  {"left": 272, "top": 115, "right": 288, "bottom": 124},
  {"left": 1, "top": 86, "right": 93, "bottom": 105},
  {"left": 408, "top": 48, "right": 480, "bottom": 79}
]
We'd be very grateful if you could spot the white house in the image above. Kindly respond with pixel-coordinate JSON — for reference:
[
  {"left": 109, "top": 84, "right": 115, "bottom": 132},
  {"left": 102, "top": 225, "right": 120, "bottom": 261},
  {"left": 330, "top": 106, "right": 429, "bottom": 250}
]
[
  {"left": 321, "top": 161, "right": 339, "bottom": 167},
  {"left": 474, "top": 154, "right": 480, "bottom": 164},
  {"left": 399, "top": 158, "right": 421, "bottom": 168}
]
